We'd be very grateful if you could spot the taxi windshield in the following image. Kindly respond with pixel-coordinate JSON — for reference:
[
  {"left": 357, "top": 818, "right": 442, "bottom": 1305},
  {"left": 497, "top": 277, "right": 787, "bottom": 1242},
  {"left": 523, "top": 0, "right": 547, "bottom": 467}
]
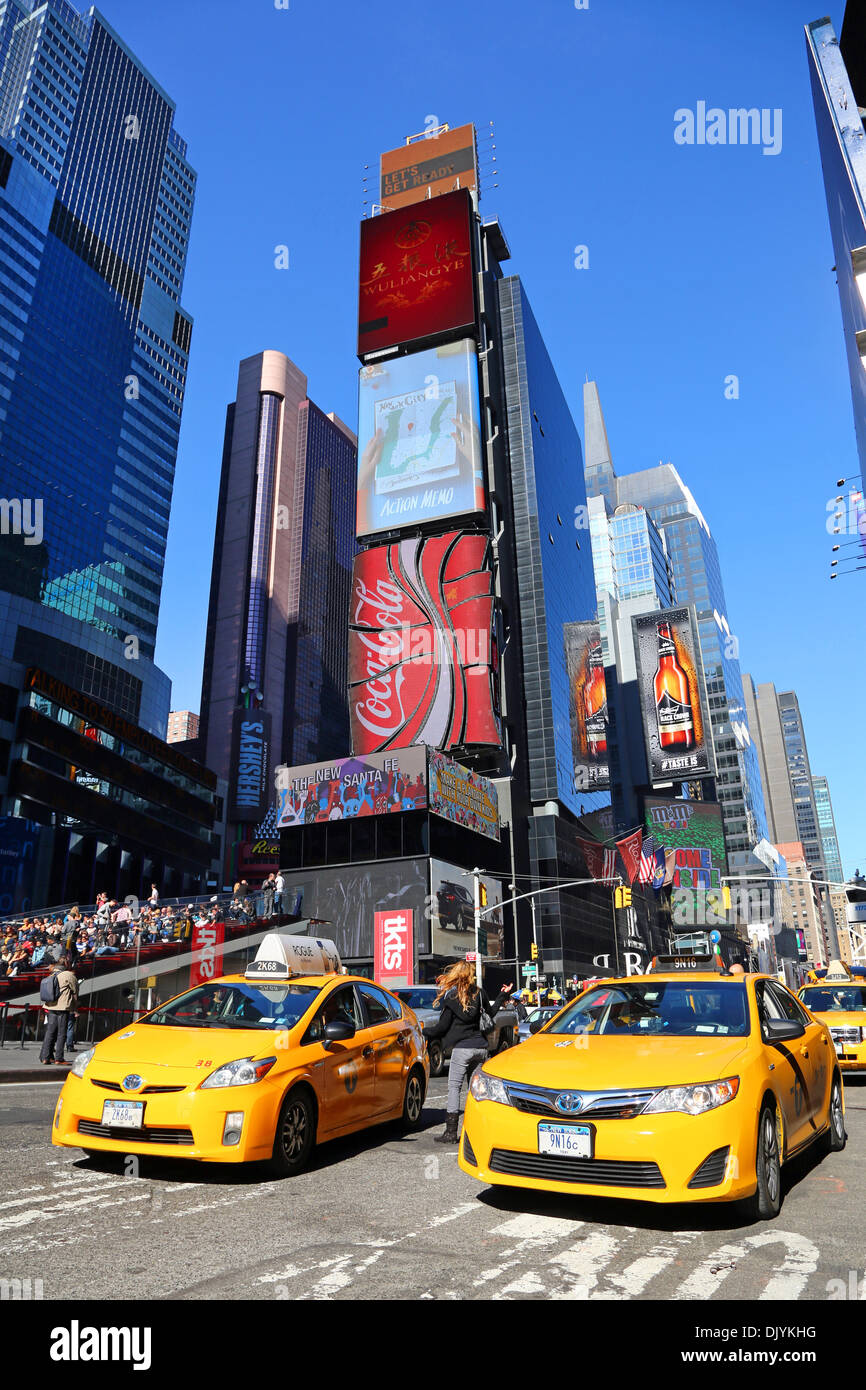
[
  {"left": 545, "top": 981, "right": 750, "bottom": 1038},
  {"left": 801, "top": 986, "right": 866, "bottom": 1012},
  {"left": 141, "top": 981, "right": 322, "bottom": 1030}
]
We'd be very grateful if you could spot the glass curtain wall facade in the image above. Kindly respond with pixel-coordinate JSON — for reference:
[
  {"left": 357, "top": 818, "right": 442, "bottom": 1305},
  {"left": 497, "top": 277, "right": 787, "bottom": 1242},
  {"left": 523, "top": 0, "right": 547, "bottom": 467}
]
[
  {"left": 812, "top": 774, "right": 845, "bottom": 886},
  {"left": 806, "top": 12, "right": 866, "bottom": 488},
  {"left": 497, "top": 277, "right": 614, "bottom": 978},
  {"left": 0, "top": 0, "right": 195, "bottom": 738}
]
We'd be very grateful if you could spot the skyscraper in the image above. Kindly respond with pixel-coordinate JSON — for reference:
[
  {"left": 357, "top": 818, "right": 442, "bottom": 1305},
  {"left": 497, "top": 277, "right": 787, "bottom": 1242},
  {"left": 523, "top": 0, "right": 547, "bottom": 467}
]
[
  {"left": 199, "top": 350, "right": 356, "bottom": 886},
  {"left": 583, "top": 384, "right": 773, "bottom": 899},
  {"left": 741, "top": 677, "right": 799, "bottom": 845},
  {"left": 0, "top": 0, "right": 195, "bottom": 737},
  {"left": 812, "top": 774, "right": 845, "bottom": 887},
  {"left": 806, "top": 7, "right": 866, "bottom": 493}
]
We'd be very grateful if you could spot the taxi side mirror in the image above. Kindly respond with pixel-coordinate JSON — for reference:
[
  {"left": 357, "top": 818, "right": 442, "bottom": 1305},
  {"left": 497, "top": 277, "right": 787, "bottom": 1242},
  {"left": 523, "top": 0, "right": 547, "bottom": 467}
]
[
  {"left": 323, "top": 1020, "right": 355, "bottom": 1048},
  {"left": 763, "top": 1018, "right": 805, "bottom": 1043},
  {"left": 529, "top": 1019, "right": 544, "bottom": 1034}
]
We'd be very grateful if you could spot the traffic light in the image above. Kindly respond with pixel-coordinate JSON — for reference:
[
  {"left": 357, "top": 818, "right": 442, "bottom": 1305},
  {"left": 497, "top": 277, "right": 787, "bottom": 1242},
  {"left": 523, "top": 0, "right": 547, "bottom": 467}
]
[
  {"left": 531, "top": 941, "right": 539, "bottom": 960},
  {"left": 614, "top": 887, "right": 632, "bottom": 909},
  {"left": 479, "top": 883, "right": 488, "bottom": 908},
  {"left": 722, "top": 886, "right": 732, "bottom": 911}
]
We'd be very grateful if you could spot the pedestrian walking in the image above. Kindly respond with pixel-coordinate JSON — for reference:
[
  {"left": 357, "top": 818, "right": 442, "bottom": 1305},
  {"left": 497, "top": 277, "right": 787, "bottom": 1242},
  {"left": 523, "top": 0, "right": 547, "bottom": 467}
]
[
  {"left": 423, "top": 961, "right": 513, "bottom": 1145},
  {"left": 39, "top": 956, "right": 78, "bottom": 1065}
]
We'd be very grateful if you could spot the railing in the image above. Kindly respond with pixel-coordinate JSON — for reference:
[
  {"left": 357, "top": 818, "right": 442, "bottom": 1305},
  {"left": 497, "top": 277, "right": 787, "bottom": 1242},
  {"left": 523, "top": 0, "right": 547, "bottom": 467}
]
[{"left": 0, "top": 1001, "right": 151, "bottom": 1049}]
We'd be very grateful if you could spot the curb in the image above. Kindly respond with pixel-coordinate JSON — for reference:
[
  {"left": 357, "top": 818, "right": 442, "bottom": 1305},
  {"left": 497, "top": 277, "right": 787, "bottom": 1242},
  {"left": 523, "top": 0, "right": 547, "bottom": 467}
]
[{"left": 0, "top": 1067, "right": 69, "bottom": 1083}]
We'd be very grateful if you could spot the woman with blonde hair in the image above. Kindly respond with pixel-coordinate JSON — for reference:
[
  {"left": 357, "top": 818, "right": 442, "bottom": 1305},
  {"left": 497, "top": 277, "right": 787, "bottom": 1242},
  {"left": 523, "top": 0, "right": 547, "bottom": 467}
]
[{"left": 423, "top": 960, "right": 513, "bottom": 1145}]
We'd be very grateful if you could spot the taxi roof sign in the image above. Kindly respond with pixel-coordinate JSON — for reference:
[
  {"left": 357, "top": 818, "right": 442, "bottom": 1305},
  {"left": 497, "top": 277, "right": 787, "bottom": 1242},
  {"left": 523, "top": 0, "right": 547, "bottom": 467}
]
[
  {"left": 649, "top": 952, "right": 723, "bottom": 974},
  {"left": 245, "top": 934, "right": 342, "bottom": 981},
  {"left": 823, "top": 959, "right": 854, "bottom": 984}
]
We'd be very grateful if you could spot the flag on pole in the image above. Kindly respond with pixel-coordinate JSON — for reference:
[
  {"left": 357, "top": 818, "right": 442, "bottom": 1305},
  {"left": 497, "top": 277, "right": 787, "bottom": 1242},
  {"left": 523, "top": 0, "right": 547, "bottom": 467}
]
[
  {"left": 602, "top": 847, "right": 617, "bottom": 881},
  {"left": 576, "top": 836, "right": 605, "bottom": 882},
  {"left": 651, "top": 846, "right": 667, "bottom": 890},
  {"left": 616, "top": 828, "right": 643, "bottom": 885},
  {"left": 637, "top": 834, "right": 657, "bottom": 884}
]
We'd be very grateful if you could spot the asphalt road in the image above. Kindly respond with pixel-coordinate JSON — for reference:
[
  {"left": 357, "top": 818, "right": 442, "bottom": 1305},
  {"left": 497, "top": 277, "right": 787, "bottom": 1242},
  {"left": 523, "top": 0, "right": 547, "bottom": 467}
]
[{"left": 2, "top": 1077, "right": 865, "bottom": 1303}]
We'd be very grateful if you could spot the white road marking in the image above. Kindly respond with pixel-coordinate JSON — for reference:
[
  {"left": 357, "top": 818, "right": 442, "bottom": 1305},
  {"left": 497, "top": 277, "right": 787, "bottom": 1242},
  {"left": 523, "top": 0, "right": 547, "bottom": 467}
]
[
  {"left": 751, "top": 1232, "right": 819, "bottom": 1300},
  {"left": 547, "top": 1230, "right": 619, "bottom": 1300},
  {"left": 598, "top": 1232, "right": 700, "bottom": 1299}
]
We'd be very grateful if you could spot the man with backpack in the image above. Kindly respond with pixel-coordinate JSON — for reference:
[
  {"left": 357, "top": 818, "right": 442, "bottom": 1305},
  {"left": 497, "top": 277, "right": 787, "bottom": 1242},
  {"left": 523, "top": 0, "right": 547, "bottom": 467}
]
[{"left": 39, "top": 956, "right": 78, "bottom": 1066}]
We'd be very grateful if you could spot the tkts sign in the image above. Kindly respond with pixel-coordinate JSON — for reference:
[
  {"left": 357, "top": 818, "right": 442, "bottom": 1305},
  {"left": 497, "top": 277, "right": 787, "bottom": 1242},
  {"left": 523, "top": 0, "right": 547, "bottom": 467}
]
[
  {"left": 374, "top": 909, "right": 414, "bottom": 989},
  {"left": 348, "top": 531, "right": 501, "bottom": 754}
]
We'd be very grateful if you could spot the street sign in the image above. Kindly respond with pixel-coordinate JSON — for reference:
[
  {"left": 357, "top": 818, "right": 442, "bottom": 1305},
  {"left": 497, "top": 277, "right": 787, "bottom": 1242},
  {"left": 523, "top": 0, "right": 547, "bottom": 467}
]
[{"left": 522, "top": 963, "right": 538, "bottom": 976}]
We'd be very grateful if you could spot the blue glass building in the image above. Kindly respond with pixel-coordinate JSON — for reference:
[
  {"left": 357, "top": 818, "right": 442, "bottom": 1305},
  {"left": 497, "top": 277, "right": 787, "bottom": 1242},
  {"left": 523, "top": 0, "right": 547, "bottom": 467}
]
[
  {"left": 584, "top": 384, "right": 775, "bottom": 903},
  {"left": 0, "top": 1, "right": 204, "bottom": 904},
  {"left": 0, "top": 0, "right": 195, "bottom": 737},
  {"left": 807, "top": 8, "right": 866, "bottom": 493}
]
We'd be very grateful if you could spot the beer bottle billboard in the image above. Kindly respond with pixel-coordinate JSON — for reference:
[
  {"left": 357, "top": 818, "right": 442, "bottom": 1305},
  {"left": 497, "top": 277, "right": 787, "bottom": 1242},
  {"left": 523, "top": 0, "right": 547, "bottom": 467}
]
[
  {"left": 564, "top": 620, "right": 610, "bottom": 791},
  {"left": 632, "top": 606, "right": 713, "bottom": 783},
  {"left": 653, "top": 621, "right": 694, "bottom": 748}
]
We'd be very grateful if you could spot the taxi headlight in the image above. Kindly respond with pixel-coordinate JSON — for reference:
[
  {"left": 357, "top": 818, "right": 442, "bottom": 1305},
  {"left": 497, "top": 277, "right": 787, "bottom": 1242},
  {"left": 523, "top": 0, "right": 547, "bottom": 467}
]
[
  {"left": 469, "top": 1069, "right": 510, "bottom": 1106},
  {"left": 200, "top": 1057, "right": 276, "bottom": 1089},
  {"left": 69, "top": 1048, "right": 95, "bottom": 1078},
  {"left": 644, "top": 1076, "right": 739, "bottom": 1115}
]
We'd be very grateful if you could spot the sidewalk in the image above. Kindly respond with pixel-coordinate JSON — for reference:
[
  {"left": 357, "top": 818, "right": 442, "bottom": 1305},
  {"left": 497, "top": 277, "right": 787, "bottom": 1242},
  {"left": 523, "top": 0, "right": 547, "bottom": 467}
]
[{"left": 0, "top": 1041, "right": 71, "bottom": 1083}]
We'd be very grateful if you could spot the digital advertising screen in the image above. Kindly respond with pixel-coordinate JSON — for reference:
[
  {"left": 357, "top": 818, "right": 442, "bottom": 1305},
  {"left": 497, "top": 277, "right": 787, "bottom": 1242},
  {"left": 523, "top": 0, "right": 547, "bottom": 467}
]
[
  {"left": 380, "top": 124, "right": 478, "bottom": 211},
  {"left": 356, "top": 338, "right": 484, "bottom": 539},
  {"left": 429, "top": 858, "right": 503, "bottom": 960},
  {"left": 348, "top": 531, "right": 501, "bottom": 755},
  {"left": 563, "top": 620, "right": 610, "bottom": 792},
  {"left": 358, "top": 187, "right": 476, "bottom": 357},
  {"left": 645, "top": 795, "right": 727, "bottom": 931},
  {"left": 428, "top": 750, "right": 499, "bottom": 841},
  {"left": 275, "top": 748, "right": 427, "bottom": 828},
  {"left": 632, "top": 606, "right": 714, "bottom": 783}
]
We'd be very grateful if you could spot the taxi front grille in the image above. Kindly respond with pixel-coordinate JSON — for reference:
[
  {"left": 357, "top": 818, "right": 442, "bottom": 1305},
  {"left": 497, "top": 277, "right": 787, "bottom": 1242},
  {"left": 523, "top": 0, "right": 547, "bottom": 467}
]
[
  {"left": 78, "top": 1120, "right": 194, "bottom": 1145},
  {"left": 505, "top": 1082, "right": 655, "bottom": 1120},
  {"left": 90, "top": 1079, "right": 185, "bottom": 1094},
  {"left": 489, "top": 1149, "right": 666, "bottom": 1188},
  {"left": 830, "top": 1028, "right": 862, "bottom": 1046}
]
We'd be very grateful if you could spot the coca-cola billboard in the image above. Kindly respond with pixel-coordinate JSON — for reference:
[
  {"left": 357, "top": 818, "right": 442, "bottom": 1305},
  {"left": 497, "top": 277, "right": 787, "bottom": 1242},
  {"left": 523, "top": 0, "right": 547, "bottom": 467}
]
[{"left": 348, "top": 531, "right": 501, "bottom": 754}]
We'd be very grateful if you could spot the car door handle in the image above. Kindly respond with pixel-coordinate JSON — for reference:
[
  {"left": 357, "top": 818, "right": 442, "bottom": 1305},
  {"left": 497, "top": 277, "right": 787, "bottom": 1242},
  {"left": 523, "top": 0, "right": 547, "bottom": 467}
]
[
  {"left": 800, "top": 1048, "right": 809, "bottom": 1059},
  {"left": 362, "top": 1046, "right": 374, "bottom": 1058}
]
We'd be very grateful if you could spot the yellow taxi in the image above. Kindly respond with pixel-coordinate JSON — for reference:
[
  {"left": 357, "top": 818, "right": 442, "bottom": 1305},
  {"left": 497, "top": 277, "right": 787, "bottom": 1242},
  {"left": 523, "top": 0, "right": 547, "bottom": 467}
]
[
  {"left": 51, "top": 934, "right": 429, "bottom": 1176},
  {"left": 799, "top": 961, "right": 866, "bottom": 1077},
  {"left": 458, "top": 954, "right": 845, "bottom": 1220}
]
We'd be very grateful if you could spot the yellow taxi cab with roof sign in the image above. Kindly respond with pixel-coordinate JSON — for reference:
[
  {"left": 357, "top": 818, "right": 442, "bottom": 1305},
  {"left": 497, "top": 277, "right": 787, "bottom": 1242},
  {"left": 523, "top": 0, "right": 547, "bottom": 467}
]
[
  {"left": 798, "top": 961, "right": 866, "bottom": 1076},
  {"left": 458, "top": 953, "right": 845, "bottom": 1220},
  {"left": 51, "top": 934, "right": 429, "bottom": 1176}
]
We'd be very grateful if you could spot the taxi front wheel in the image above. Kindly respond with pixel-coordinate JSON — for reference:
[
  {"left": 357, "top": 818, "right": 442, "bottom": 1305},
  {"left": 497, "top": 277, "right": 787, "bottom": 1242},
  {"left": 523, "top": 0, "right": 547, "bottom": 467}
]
[
  {"left": 267, "top": 1087, "right": 316, "bottom": 1178},
  {"left": 744, "top": 1100, "right": 783, "bottom": 1222},
  {"left": 819, "top": 1074, "right": 846, "bottom": 1155}
]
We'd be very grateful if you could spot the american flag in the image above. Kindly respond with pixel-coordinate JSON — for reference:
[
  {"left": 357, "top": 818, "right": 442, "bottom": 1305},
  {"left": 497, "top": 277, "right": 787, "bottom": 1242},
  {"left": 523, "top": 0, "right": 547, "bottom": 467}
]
[{"left": 637, "top": 835, "right": 657, "bottom": 884}]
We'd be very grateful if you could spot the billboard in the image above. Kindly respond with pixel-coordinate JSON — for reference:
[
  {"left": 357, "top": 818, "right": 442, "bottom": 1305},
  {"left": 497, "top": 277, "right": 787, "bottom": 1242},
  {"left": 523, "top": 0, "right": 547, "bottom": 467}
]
[
  {"left": 430, "top": 858, "right": 503, "bottom": 960},
  {"left": 357, "top": 338, "right": 484, "bottom": 539},
  {"left": 632, "top": 607, "right": 713, "bottom": 782},
  {"left": 189, "top": 921, "right": 224, "bottom": 988},
  {"left": 564, "top": 620, "right": 610, "bottom": 792},
  {"left": 349, "top": 531, "right": 501, "bottom": 754},
  {"left": 380, "top": 124, "right": 478, "bottom": 211},
  {"left": 229, "top": 709, "right": 271, "bottom": 823},
  {"left": 374, "top": 908, "right": 414, "bottom": 988},
  {"left": 276, "top": 748, "right": 427, "bottom": 827},
  {"left": 428, "top": 750, "right": 499, "bottom": 841},
  {"left": 358, "top": 187, "right": 476, "bottom": 357},
  {"left": 645, "top": 796, "right": 727, "bottom": 930},
  {"left": 281, "top": 858, "right": 429, "bottom": 960}
]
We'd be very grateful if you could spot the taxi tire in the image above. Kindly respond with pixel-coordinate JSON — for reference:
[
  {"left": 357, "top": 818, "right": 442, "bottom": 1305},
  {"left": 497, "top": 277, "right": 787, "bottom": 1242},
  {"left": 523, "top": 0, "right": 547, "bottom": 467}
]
[
  {"left": 746, "top": 1099, "right": 783, "bottom": 1222},
  {"left": 819, "top": 1073, "right": 846, "bottom": 1155},
  {"left": 267, "top": 1086, "right": 316, "bottom": 1178},
  {"left": 428, "top": 1041, "right": 444, "bottom": 1078},
  {"left": 400, "top": 1067, "right": 426, "bottom": 1130}
]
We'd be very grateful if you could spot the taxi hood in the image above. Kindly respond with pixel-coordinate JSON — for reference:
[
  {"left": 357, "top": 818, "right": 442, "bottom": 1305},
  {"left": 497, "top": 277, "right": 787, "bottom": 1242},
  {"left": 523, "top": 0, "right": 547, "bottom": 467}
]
[
  {"left": 484, "top": 1032, "right": 750, "bottom": 1090},
  {"left": 87, "top": 1024, "right": 276, "bottom": 1071}
]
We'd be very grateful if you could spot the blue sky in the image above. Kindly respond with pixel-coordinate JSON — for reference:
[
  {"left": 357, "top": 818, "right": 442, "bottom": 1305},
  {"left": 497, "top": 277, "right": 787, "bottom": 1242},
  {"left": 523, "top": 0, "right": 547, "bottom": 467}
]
[{"left": 96, "top": 0, "right": 863, "bottom": 878}]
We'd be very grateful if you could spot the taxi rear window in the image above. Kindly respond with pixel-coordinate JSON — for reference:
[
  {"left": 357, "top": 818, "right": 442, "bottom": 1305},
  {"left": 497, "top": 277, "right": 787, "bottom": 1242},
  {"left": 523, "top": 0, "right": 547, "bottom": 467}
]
[
  {"left": 546, "top": 982, "right": 750, "bottom": 1038},
  {"left": 801, "top": 986, "right": 866, "bottom": 1012},
  {"left": 141, "top": 982, "right": 322, "bottom": 1030}
]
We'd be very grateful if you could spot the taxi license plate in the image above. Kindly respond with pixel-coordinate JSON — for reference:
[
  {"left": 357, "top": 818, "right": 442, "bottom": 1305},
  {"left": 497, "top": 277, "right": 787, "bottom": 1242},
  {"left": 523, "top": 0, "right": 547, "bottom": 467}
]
[
  {"left": 101, "top": 1100, "right": 143, "bottom": 1129},
  {"left": 538, "top": 1123, "right": 593, "bottom": 1158}
]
